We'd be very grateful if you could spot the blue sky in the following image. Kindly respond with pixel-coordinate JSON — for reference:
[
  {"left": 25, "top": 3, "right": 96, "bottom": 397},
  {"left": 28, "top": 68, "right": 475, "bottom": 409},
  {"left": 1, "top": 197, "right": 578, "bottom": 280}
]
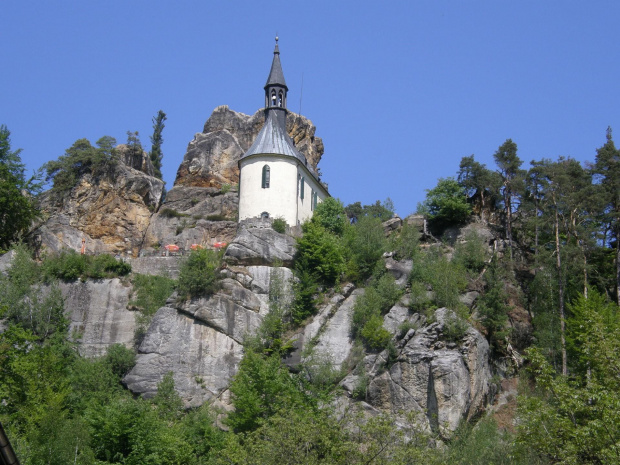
[{"left": 2, "top": 2, "right": 619, "bottom": 217}]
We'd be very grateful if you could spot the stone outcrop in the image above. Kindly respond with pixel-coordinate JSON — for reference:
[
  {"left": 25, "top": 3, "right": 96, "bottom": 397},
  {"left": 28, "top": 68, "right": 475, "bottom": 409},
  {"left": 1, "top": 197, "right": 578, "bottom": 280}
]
[
  {"left": 61, "top": 278, "right": 136, "bottom": 357},
  {"left": 141, "top": 186, "right": 238, "bottom": 252},
  {"left": 341, "top": 308, "right": 490, "bottom": 437},
  {"left": 224, "top": 218, "right": 296, "bottom": 267},
  {"left": 174, "top": 106, "right": 324, "bottom": 188},
  {"left": 124, "top": 266, "right": 293, "bottom": 407},
  {"left": 35, "top": 160, "right": 164, "bottom": 256}
]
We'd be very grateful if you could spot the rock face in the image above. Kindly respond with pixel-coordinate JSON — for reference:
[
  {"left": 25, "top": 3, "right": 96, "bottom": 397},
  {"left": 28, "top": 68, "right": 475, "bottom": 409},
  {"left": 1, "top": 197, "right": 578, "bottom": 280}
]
[
  {"left": 35, "top": 160, "right": 164, "bottom": 256},
  {"left": 174, "top": 106, "right": 324, "bottom": 188},
  {"left": 224, "top": 218, "right": 296, "bottom": 267},
  {"left": 124, "top": 266, "right": 293, "bottom": 407},
  {"left": 61, "top": 278, "right": 136, "bottom": 357},
  {"left": 343, "top": 308, "right": 490, "bottom": 437},
  {"left": 142, "top": 186, "right": 238, "bottom": 252}
]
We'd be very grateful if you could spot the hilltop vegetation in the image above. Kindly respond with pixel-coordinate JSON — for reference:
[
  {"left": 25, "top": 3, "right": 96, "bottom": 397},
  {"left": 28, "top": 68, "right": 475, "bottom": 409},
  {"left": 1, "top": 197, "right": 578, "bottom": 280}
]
[{"left": 0, "top": 121, "right": 619, "bottom": 464}]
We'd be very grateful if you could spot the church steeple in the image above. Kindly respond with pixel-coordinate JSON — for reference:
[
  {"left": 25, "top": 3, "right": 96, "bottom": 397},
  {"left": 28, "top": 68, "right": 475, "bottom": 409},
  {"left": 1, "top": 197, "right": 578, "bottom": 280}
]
[{"left": 264, "top": 36, "right": 288, "bottom": 124}]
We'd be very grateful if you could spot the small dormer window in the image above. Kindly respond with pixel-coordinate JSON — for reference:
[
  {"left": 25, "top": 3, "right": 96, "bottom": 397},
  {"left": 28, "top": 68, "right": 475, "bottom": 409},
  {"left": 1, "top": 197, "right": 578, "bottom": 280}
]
[{"left": 262, "top": 165, "right": 270, "bottom": 188}]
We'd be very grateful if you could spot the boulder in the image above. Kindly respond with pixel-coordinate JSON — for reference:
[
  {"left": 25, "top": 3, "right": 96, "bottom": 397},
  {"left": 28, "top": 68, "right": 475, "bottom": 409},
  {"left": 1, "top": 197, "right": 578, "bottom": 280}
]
[
  {"left": 175, "top": 106, "right": 324, "bottom": 188},
  {"left": 224, "top": 220, "right": 296, "bottom": 267}
]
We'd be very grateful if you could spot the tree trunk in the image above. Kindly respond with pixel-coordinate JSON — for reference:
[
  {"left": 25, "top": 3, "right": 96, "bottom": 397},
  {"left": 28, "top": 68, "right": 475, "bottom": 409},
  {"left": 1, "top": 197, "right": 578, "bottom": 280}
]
[
  {"left": 616, "top": 227, "right": 620, "bottom": 307},
  {"left": 555, "top": 205, "right": 567, "bottom": 376}
]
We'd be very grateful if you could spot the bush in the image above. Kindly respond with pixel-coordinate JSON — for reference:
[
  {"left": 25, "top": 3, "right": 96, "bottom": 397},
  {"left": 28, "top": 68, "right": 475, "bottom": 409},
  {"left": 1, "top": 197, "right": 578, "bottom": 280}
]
[
  {"left": 159, "top": 207, "right": 188, "bottom": 218},
  {"left": 390, "top": 223, "right": 420, "bottom": 261},
  {"left": 313, "top": 197, "right": 348, "bottom": 236},
  {"left": 295, "top": 222, "right": 345, "bottom": 287},
  {"left": 272, "top": 217, "right": 287, "bottom": 234},
  {"left": 351, "top": 274, "right": 403, "bottom": 351},
  {"left": 419, "top": 177, "right": 471, "bottom": 230},
  {"left": 42, "top": 251, "right": 131, "bottom": 281},
  {"left": 177, "top": 249, "right": 222, "bottom": 299},
  {"left": 454, "top": 230, "right": 488, "bottom": 273},
  {"left": 344, "top": 215, "right": 388, "bottom": 283},
  {"left": 131, "top": 274, "right": 176, "bottom": 346}
]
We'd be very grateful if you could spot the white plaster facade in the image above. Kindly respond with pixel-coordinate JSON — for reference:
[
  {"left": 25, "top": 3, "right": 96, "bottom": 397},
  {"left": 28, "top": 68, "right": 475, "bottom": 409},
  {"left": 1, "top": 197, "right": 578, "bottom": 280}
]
[{"left": 238, "top": 154, "right": 327, "bottom": 226}]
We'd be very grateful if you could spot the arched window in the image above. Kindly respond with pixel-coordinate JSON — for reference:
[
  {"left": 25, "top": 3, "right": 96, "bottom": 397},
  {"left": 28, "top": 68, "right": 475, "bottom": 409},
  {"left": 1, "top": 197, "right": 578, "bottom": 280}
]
[
  {"left": 313, "top": 191, "right": 318, "bottom": 209},
  {"left": 311, "top": 189, "right": 315, "bottom": 210},
  {"left": 262, "top": 165, "right": 270, "bottom": 188},
  {"left": 278, "top": 91, "right": 284, "bottom": 107},
  {"left": 299, "top": 176, "right": 305, "bottom": 200},
  {"left": 271, "top": 91, "right": 277, "bottom": 106},
  {"left": 261, "top": 211, "right": 270, "bottom": 219}
]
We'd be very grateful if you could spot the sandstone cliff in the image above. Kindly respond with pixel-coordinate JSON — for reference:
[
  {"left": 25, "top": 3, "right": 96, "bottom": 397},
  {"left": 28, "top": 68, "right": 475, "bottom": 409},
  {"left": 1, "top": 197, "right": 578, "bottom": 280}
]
[
  {"left": 34, "top": 157, "right": 164, "bottom": 257},
  {"left": 174, "top": 106, "right": 324, "bottom": 188}
]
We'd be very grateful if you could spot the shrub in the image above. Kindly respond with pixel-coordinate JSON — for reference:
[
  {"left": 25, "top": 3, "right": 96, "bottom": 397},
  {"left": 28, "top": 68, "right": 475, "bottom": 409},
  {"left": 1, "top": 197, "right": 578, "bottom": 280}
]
[
  {"left": 42, "top": 251, "right": 131, "bottom": 281},
  {"left": 454, "top": 230, "right": 488, "bottom": 273},
  {"left": 351, "top": 274, "right": 402, "bottom": 351},
  {"left": 390, "top": 222, "right": 420, "bottom": 261},
  {"left": 313, "top": 197, "right": 348, "bottom": 236},
  {"left": 272, "top": 217, "right": 287, "bottom": 234},
  {"left": 344, "top": 215, "right": 388, "bottom": 283},
  {"left": 131, "top": 274, "right": 176, "bottom": 346},
  {"left": 177, "top": 249, "right": 222, "bottom": 299},
  {"left": 295, "top": 222, "right": 345, "bottom": 287},
  {"left": 159, "top": 207, "right": 188, "bottom": 218},
  {"left": 419, "top": 177, "right": 471, "bottom": 230},
  {"left": 221, "top": 183, "right": 232, "bottom": 194}
]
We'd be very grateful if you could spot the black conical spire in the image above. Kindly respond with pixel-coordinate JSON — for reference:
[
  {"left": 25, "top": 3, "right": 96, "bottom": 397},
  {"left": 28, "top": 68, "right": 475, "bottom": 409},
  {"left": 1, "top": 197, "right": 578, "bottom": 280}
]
[{"left": 265, "top": 36, "right": 287, "bottom": 89}]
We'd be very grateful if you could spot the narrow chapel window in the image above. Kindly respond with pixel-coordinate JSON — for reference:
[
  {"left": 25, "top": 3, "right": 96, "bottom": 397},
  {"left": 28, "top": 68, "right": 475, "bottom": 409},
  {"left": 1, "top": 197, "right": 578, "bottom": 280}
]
[
  {"left": 300, "top": 177, "right": 305, "bottom": 200},
  {"left": 262, "top": 165, "right": 270, "bottom": 188},
  {"left": 278, "top": 91, "right": 283, "bottom": 107},
  {"left": 271, "top": 91, "right": 277, "bottom": 106},
  {"left": 311, "top": 189, "right": 315, "bottom": 210}
]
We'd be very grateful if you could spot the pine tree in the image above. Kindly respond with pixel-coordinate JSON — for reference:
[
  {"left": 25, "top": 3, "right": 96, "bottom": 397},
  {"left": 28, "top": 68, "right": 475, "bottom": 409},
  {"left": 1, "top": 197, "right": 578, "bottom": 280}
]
[{"left": 149, "top": 110, "right": 167, "bottom": 179}]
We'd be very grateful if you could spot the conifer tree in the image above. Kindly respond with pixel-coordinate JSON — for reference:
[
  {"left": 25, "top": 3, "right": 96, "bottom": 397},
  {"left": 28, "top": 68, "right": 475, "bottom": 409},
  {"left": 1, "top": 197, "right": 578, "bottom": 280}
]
[
  {"left": 150, "top": 110, "right": 166, "bottom": 180},
  {"left": 594, "top": 127, "right": 620, "bottom": 306}
]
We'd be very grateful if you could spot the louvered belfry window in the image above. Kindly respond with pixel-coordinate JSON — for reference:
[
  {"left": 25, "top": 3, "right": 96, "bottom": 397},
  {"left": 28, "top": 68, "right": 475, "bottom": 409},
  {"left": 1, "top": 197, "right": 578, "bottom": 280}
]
[{"left": 262, "top": 165, "right": 270, "bottom": 188}]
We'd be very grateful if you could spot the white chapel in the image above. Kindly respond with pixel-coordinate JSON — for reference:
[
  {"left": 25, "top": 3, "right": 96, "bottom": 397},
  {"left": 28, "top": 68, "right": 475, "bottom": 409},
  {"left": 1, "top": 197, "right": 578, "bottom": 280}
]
[{"left": 237, "top": 38, "right": 329, "bottom": 226}]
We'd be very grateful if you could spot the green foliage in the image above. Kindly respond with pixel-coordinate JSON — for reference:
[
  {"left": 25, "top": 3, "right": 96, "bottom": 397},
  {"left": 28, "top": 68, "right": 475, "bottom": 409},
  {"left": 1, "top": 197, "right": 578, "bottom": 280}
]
[
  {"left": 295, "top": 221, "right": 345, "bottom": 287},
  {"left": 227, "top": 350, "right": 312, "bottom": 433},
  {"left": 220, "top": 182, "right": 232, "bottom": 194},
  {"left": 344, "top": 215, "right": 388, "bottom": 283},
  {"left": 271, "top": 216, "right": 287, "bottom": 234},
  {"left": 313, "top": 197, "right": 348, "bottom": 236},
  {"left": 130, "top": 274, "right": 176, "bottom": 346},
  {"left": 44, "top": 136, "right": 119, "bottom": 194},
  {"left": 177, "top": 249, "right": 222, "bottom": 299},
  {"left": 150, "top": 110, "right": 167, "bottom": 179},
  {"left": 159, "top": 207, "right": 189, "bottom": 218},
  {"left": 390, "top": 222, "right": 420, "bottom": 261},
  {"left": 453, "top": 230, "right": 488, "bottom": 273},
  {"left": 352, "top": 274, "right": 402, "bottom": 350},
  {"left": 419, "top": 177, "right": 471, "bottom": 230},
  {"left": 345, "top": 198, "right": 395, "bottom": 222},
  {"left": 154, "top": 372, "right": 184, "bottom": 421},
  {"left": 446, "top": 417, "right": 543, "bottom": 465},
  {"left": 0, "top": 125, "right": 39, "bottom": 251},
  {"left": 477, "top": 261, "right": 510, "bottom": 351},
  {"left": 290, "top": 268, "right": 319, "bottom": 325},
  {"left": 0, "top": 245, "right": 68, "bottom": 339},
  {"left": 42, "top": 250, "right": 131, "bottom": 281}
]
